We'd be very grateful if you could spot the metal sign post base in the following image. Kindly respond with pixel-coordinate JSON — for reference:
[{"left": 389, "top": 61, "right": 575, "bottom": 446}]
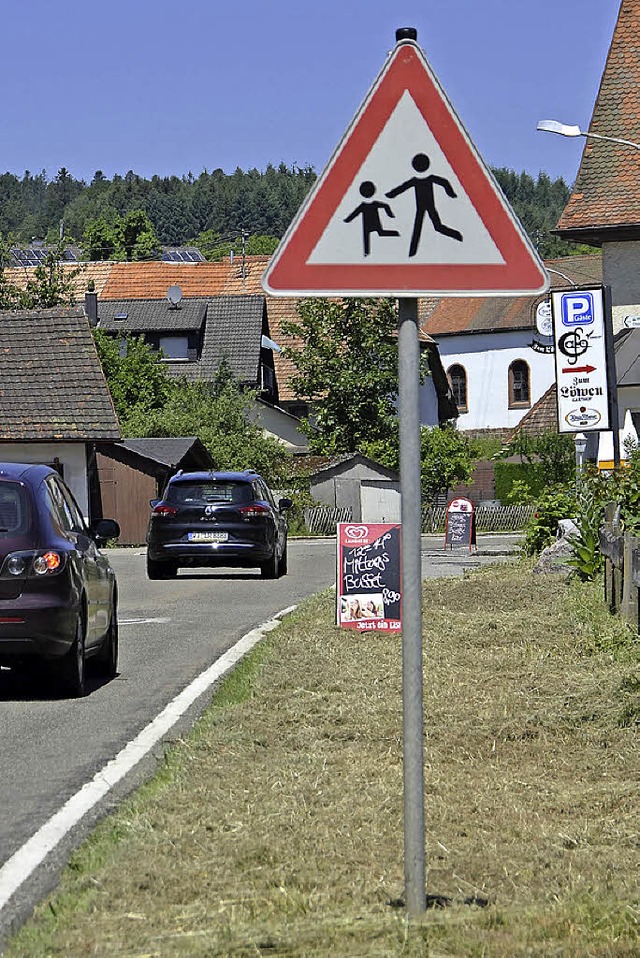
[{"left": 398, "top": 297, "right": 426, "bottom": 915}]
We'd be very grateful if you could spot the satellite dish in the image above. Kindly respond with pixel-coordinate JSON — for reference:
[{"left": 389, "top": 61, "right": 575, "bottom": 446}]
[{"left": 166, "top": 285, "right": 183, "bottom": 307}]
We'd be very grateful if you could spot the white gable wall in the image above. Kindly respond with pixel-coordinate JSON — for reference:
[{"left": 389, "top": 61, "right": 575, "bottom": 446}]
[
  {"left": 434, "top": 329, "right": 556, "bottom": 432},
  {"left": 0, "top": 443, "right": 89, "bottom": 517}
]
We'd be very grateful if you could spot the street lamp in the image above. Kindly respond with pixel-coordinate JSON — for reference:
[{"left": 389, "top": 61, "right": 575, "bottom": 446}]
[
  {"left": 536, "top": 119, "right": 640, "bottom": 152},
  {"left": 574, "top": 432, "right": 588, "bottom": 485}
]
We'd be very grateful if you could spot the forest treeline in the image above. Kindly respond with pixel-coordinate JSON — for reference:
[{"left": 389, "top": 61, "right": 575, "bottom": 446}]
[{"left": 0, "top": 163, "right": 585, "bottom": 260}]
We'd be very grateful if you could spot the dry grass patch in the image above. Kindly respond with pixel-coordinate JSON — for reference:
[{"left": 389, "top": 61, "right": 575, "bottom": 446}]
[{"left": 6, "top": 561, "right": 639, "bottom": 957}]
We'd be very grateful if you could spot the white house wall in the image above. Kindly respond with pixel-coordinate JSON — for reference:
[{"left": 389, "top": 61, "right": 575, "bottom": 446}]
[
  {"left": 0, "top": 444, "right": 88, "bottom": 517},
  {"left": 603, "top": 241, "right": 640, "bottom": 332},
  {"left": 435, "top": 329, "right": 555, "bottom": 432}
]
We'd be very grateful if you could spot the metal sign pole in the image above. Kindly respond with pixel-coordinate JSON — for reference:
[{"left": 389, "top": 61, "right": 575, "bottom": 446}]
[
  {"left": 398, "top": 297, "right": 426, "bottom": 915},
  {"left": 603, "top": 285, "right": 621, "bottom": 468}
]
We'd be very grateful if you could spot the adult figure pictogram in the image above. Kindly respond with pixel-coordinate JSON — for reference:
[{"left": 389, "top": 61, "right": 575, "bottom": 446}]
[
  {"left": 386, "top": 153, "right": 463, "bottom": 256},
  {"left": 344, "top": 180, "right": 400, "bottom": 256}
]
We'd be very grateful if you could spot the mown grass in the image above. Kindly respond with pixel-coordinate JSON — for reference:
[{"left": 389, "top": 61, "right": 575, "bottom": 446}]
[{"left": 5, "top": 560, "right": 639, "bottom": 957}]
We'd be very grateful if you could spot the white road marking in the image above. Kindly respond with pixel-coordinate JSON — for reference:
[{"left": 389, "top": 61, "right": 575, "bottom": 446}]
[
  {"left": 118, "top": 618, "right": 171, "bottom": 625},
  {"left": 0, "top": 605, "right": 297, "bottom": 913}
]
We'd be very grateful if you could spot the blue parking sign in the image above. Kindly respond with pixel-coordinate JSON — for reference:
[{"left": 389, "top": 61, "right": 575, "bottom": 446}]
[{"left": 561, "top": 291, "right": 595, "bottom": 327}]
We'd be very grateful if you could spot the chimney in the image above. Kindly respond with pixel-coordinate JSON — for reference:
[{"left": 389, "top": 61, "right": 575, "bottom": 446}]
[{"left": 85, "top": 290, "right": 98, "bottom": 327}]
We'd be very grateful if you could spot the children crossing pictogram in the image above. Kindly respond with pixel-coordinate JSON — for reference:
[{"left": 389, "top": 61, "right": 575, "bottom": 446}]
[
  {"left": 385, "top": 152, "right": 463, "bottom": 254},
  {"left": 344, "top": 180, "right": 399, "bottom": 256}
]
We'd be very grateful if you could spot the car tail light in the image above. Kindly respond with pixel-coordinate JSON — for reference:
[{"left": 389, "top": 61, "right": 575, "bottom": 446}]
[
  {"left": 34, "top": 551, "right": 62, "bottom": 575},
  {"left": 152, "top": 504, "right": 179, "bottom": 517},
  {"left": 0, "top": 550, "right": 67, "bottom": 578},
  {"left": 238, "top": 504, "right": 270, "bottom": 518}
]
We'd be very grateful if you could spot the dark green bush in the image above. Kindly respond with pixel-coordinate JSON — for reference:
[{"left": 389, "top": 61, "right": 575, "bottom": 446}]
[{"left": 523, "top": 486, "right": 576, "bottom": 556}]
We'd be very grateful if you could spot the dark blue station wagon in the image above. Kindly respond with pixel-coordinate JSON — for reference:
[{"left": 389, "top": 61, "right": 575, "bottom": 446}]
[{"left": 146, "top": 470, "right": 291, "bottom": 579}]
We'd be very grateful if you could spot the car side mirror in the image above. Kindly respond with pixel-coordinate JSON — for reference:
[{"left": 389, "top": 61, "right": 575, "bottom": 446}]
[
  {"left": 278, "top": 497, "right": 293, "bottom": 512},
  {"left": 90, "top": 518, "right": 120, "bottom": 544}
]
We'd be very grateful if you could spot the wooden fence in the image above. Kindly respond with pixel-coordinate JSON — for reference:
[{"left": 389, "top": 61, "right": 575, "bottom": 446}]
[
  {"left": 303, "top": 506, "right": 353, "bottom": 535},
  {"left": 599, "top": 503, "right": 640, "bottom": 633},
  {"left": 302, "top": 503, "right": 533, "bottom": 536},
  {"left": 421, "top": 504, "right": 534, "bottom": 533}
]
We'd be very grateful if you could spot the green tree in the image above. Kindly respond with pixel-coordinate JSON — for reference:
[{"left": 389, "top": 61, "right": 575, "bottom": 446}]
[
  {"left": 83, "top": 210, "right": 160, "bottom": 261},
  {"left": 21, "top": 241, "right": 79, "bottom": 308},
  {"left": 93, "top": 329, "right": 174, "bottom": 422},
  {"left": 0, "top": 238, "right": 78, "bottom": 309},
  {"left": 419, "top": 423, "right": 474, "bottom": 500},
  {"left": 282, "top": 298, "right": 426, "bottom": 455},
  {"left": 124, "top": 364, "right": 290, "bottom": 485},
  {"left": 0, "top": 235, "right": 22, "bottom": 308},
  {"left": 193, "top": 229, "right": 279, "bottom": 262}
]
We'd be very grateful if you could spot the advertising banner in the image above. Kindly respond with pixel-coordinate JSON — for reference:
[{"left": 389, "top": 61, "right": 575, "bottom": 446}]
[
  {"left": 551, "top": 286, "right": 612, "bottom": 433},
  {"left": 336, "top": 523, "right": 402, "bottom": 632}
]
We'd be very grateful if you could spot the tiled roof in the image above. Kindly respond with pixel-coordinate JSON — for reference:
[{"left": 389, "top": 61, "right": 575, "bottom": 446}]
[
  {"left": 421, "top": 254, "right": 602, "bottom": 336},
  {"left": 109, "top": 437, "right": 214, "bottom": 469},
  {"left": 614, "top": 327, "right": 640, "bottom": 386},
  {"left": 287, "top": 452, "right": 399, "bottom": 480},
  {"left": 98, "top": 258, "right": 301, "bottom": 400},
  {"left": 0, "top": 307, "right": 120, "bottom": 441},
  {"left": 199, "top": 296, "right": 266, "bottom": 383},
  {"left": 97, "top": 298, "right": 208, "bottom": 332},
  {"left": 95, "top": 258, "right": 442, "bottom": 404},
  {"left": 510, "top": 384, "right": 558, "bottom": 437},
  {"left": 556, "top": 0, "right": 640, "bottom": 241},
  {"left": 101, "top": 261, "right": 231, "bottom": 299},
  {"left": 4, "top": 262, "right": 114, "bottom": 299}
]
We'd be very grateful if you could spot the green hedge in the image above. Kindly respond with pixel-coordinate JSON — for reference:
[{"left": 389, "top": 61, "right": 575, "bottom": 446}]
[{"left": 494, "top": 461, "right": 546, "bottom": 503}]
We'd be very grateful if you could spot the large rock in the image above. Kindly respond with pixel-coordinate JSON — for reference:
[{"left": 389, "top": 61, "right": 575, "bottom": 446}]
[{"left": 533, "top": 535, "right": 575, "bottom": 575}]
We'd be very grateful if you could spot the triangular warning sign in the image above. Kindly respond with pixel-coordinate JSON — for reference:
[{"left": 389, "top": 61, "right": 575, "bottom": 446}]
[{"left": 262, "top": 38, "right": 549, "bottom": 298}]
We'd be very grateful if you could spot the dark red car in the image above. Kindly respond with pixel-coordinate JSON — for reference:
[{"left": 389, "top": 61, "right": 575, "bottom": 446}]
[{"left": 0, "top": 462, "right": 120, "bottom": 697}]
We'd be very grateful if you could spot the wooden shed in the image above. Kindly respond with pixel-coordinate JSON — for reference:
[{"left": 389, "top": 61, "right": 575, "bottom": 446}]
[{"left": 96, "top": 437, "right": 215, "bottom": 545}]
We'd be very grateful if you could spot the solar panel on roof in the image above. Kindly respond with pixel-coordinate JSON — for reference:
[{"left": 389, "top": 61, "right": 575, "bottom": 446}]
[
  {"left": 162, "top": 248, "right": 205, "bottom": 263},
  {"left": 9, "top": 246, "right": 79, "bottom": 266}
]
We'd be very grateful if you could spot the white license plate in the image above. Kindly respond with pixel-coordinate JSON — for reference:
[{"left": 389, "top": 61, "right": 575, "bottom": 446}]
[{"left": 188, "top": 531, "right": 228, "bottom": 542}]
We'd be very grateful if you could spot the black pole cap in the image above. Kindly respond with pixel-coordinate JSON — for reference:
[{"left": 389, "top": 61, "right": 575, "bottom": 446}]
[{"left": 396, "top": 27, "right": 418, "bottom": 43}]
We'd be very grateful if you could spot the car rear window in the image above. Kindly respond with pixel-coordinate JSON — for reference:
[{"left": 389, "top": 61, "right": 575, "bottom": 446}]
[
  {"left": 0, "top": 481, "right": 30, "bottom": 536},
  {"left": 167, "top": 481, "right": 253, "bottom": 505}
]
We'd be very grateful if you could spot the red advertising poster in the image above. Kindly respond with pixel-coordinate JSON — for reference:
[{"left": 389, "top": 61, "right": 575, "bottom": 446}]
[{"left": 336, "top": 523, "right": 402, "bottom": 632}]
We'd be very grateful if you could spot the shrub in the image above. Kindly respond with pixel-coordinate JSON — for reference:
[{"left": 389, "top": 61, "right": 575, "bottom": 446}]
[
  {"left": 566, "top": 485, "right": 605, "bottom": 580},
  {"left": 523, "top": 486, "right": 576, "bottom": 556}
]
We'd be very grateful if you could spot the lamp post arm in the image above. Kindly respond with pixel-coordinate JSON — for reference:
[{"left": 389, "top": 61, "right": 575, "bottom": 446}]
[{"left": 582, "top": 131, "right": 640, "bottom": 151}]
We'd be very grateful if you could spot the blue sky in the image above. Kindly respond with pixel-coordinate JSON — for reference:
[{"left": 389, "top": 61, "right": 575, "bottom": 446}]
[{"left": 1, "top": 0, "right": 620, "bottom": 187}]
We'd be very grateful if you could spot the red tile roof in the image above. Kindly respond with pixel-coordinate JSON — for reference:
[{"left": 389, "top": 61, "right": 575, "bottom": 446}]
[
  {"left": 4, "top": 261, "right": 114, "bottom": 299},
  {"left": 556, "top": 0, "right": 640, "bottom": 241},
  {"left": 421, "top": 254, "right": 602, "bottom": 336},
  {"left": 510, "top": 384, "right": 557, "bottom": 437}
]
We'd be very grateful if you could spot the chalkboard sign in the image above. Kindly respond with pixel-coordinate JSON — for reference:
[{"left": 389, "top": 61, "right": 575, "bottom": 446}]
[
  {"left": 336, "top": 523, "right": 402, "bottom": 632},
  {"left": 444, "top": 497, "right": 476, "bottom": 551}
]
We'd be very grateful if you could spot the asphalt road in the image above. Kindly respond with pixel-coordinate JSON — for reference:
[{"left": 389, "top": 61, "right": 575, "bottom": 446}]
[{"left": 0, "top": 533, "right": 519, "bottom": 941}]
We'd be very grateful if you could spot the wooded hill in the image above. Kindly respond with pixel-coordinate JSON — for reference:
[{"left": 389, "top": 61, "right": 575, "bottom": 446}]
[{"left": 0, "top": 163, "right": 583, "bottom": 259}]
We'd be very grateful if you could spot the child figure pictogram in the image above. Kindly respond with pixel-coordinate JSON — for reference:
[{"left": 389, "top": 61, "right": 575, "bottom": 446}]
[
  {"left": 386, "top": 152, "right": 463, "bottom": 256},
  {"left": 344, "top": 180, "right": 400, "bottom": 257}
]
